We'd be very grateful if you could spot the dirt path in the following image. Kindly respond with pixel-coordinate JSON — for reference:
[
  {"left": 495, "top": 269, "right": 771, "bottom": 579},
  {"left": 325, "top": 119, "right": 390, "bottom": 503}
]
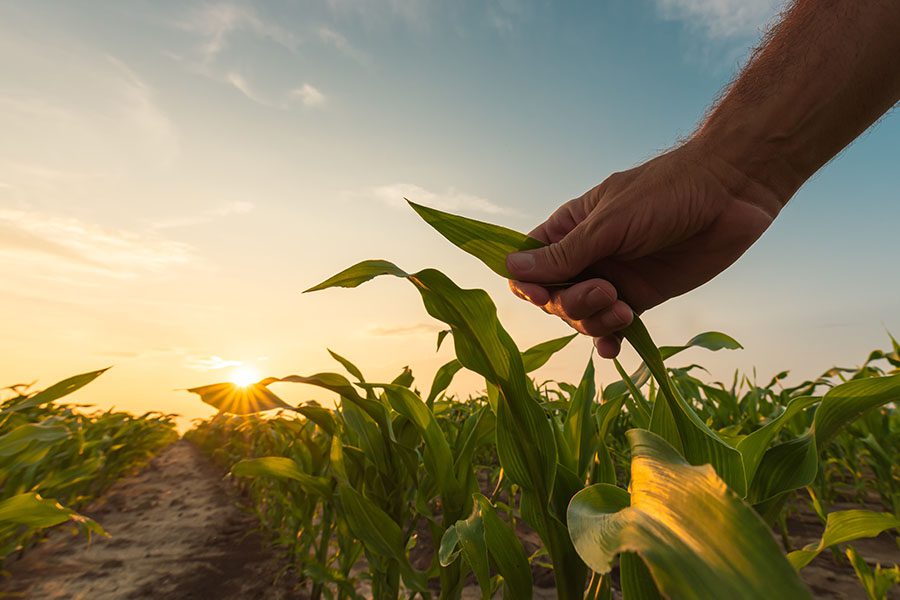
[{"left": 0, "top": 441, "right": 300, "bottom": 600}]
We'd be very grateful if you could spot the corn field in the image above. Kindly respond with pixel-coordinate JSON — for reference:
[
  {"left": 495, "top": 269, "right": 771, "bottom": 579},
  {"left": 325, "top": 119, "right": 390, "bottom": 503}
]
[
  {"left": 0, "top": 370, "right": 178, "bottom": 561},
  {"left": 183, "top": 203, "right": 900, "bottom": 599}
]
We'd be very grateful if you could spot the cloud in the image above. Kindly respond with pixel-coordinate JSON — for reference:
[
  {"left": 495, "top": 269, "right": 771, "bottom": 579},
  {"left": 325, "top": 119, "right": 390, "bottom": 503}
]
[
  {"left": 653, "top": 0, "right": 786, "bottom": 39},
  {"left": 184, "top": 355, "right": 243, "bottom": 371},
  {"left": 150, "top": 201, "right": 255, "bottom": 230},
  {"left": 175, "top": 3, "right": 300, "bottom": 63},
  {"left": 0, "top": 51, "right": 179, "bottom": 183},
  {"left": 368, "top": 322, "right": 441, "bottom": 336},
  {"left": 0, "top": 208, "right": 196, "bottom": 278},
  {"left": 290, "top": 83, "right": 326, "bottom": 107},
  {"left": 370, "top": 183, "right": 510, "bottom": 215},
  {"left": 318, "top": 27, "right": 370, "bottom": 66}
]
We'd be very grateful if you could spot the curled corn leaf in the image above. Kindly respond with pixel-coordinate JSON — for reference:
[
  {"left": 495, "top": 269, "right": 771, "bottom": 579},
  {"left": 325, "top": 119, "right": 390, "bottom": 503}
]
[{"left": 567, "top": 429, "right": 810, "bottom": 600}]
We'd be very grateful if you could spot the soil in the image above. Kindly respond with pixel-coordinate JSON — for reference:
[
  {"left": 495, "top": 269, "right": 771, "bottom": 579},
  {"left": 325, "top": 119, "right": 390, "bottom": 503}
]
[
  {"left": 0, "top": 441, "right": 301, "bottom": 599},
  {"left": 0, "top": 441, "right": 896, "bottom": 599}
]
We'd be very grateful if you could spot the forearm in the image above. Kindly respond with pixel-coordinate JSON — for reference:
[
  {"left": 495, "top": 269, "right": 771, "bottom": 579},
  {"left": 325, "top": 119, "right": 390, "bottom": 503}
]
[{"left": 694, "top": 0, "right": 900, "bottom": 206}]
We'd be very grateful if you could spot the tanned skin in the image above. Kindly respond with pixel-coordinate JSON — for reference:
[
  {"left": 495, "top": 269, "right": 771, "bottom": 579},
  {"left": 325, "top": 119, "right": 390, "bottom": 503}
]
[{"left": 507, "top": 0, "right": 900, "bottom": 358}]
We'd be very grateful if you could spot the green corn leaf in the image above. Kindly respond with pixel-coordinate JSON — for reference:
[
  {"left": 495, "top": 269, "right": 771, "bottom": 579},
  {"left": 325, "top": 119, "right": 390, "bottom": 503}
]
[
  {"left": 279, "top": 372, "right": 389, "bottom": 430},
  {"left": 337, "top": 483, "right": 405, "bottom": 560},
  {"left": 407, "top": 200, "right": 543, "bottom": 277},
  {"left": 436, "top": 329, "right": 452, "bottom": 351},
  {"left": 628, "top": 319, "right": 746, "bottom": 495},
  {"left": 231, "top": 456, "right": 331, "bottom": 497},
  {"left": 10, "top": 368, "right": 109, "bottom": 411},
  {"left": 374, "top": 383, "right": 464, "bottom": 515},
  {"left": 736, "top": 395, "right": 819, "bottom": 486},
  {"left": 293, "top": 403, "right": 337, "bottom": 435},
  {"left": 404, "top": 202, "right": 746, "bottom": 495},
  {"left": 567, "top": 429, "right": 809, "bottom": 600},
  {"left": 304, "top": 259, "right": 408, "bottom": 292},
  {"left": 186, "top": 381, "right": 292, "bottom": 415},
  {"left": 307, "top": 261, "right": 557, "bottom": 499},
  {"left": 474, "top": 494, "right": 533, "bottom": 600},
  {"left": 328, "top": 349, "right": 366, "bottom": 383},
  {"left": 426, "top": 359, "right": 463, "bottom": 406},
  {"left": 749, "top": 374, "right": 900, "bottom": 503},
  {"left": 439, "top": 525, "right": 462, "bottom": 567},
  {"left": 620, "top": 552, "right": 663, "bottom": 600},
  {"left": 604, "top": 332, "right": 741, "bottom": 401},
  {"left": 454, "top": 509, "right": 492, "bottom": 599},
  {"left": 612, "top": 357, "right": 651, "bottom": 428},
  {"left": 522, "top": 334, "right": 578, "bottom": 372},
  {"left": 813, "top": 373, "right": 900, "bottom": 448},
  {"left": 453, "top": 406, "right": 496, "bottom": 476},
  {"left": 787, "top": 510, "right": 900, "bottom": 570},
  {"left": 748, "top": 436, "right": 818, "bottom": 504},
  {"left": 0, "top": 423, "right": 69, "bottom": 456},
  {"left": 0, "top": 493, "right": 105, "bottom": 536},
  {"left": 563, "top": 357, "right": 598, "bottom": 478}
]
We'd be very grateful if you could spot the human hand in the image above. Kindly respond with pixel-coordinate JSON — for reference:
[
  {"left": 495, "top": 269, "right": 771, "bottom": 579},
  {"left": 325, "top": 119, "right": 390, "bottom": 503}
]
[{"left": 507, "top": 141, "right": 785, "bottom": 358}]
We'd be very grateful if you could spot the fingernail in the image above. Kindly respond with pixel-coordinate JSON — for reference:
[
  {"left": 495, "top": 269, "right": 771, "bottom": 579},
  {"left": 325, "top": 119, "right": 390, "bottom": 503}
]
[{"left": 507, "top": 252, "right": 535, "bottom": 274}]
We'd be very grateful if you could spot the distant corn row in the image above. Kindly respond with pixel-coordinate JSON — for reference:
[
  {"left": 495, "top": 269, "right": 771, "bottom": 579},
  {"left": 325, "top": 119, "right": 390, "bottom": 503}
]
[
  {"left": 186, "top": 204, "right": 900, "bottom": 599},
  {"left": 0, "top": 370, "right": 178, "bottom": 561}
]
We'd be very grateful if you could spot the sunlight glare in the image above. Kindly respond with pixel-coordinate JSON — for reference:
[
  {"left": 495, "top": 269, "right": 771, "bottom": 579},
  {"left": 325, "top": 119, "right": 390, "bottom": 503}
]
[{"left": 229, "top": 366, "right": 260, "bottom": 387}]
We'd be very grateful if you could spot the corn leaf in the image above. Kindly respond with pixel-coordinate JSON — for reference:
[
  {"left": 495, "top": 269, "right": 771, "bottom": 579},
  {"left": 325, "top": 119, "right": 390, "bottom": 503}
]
[
  {"left": 0, "top": 423, "right": 69, "bottom": 456},
  {"left": 736, "top": 395, "right": 819, "bottom": 486},
  {"left": 231, "top": 456, "right": 331, "bottom": 497},
  {"left": 813, "top": 374, "right": 900, "bottom": 448},
  {"left": 567, "top": 429, "right": 809, "bottom": 600},
  {"left": 405, "top": 202, "right": 746, "bottom": 495},
  {"left": 328, "top": 349, "right": 366, "bottom": 383},
  {"left": 563, "top": 357, "right": 598, "bottom": 478},
  {"left": 620, "top": 552, "right": 663, "bottom": 600},
  {"left": 10, "top": 368, "right": 109, "bottom": 411},
  {"left": 0, "top": 493, "right": 105, "bottom": 537},
  {"left": 475, "top": 494, "right": 533, "bottom": 599},
  {"left": 407, "top": 200, "right": 543, "bottom": 277},
  {"left": 522, "top": 334, "right": 578, "bottom": 372},
  {"left": 787, "top": 510, "right": 900, "bottom": 570},
  {"left": 426, "top": 359, "right": 463, "bottom": 406},
  {"left": 186, "top": 381, "right": 292, "bottom": 415},
  {"left": 604, "top": 332, "right": 741, "bottom": 401},
  {"left": 454, "top": 510, "right": 492, "bottom": 599}
]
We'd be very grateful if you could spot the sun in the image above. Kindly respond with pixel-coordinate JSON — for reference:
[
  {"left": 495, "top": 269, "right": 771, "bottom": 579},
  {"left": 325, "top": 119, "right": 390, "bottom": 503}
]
[{"left": 228, "top": 366, "right": 260, "bottom": 387}]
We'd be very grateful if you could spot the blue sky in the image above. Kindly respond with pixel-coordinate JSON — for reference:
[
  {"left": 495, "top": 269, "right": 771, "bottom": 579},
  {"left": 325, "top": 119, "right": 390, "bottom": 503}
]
[{"left": 1, "top": 1, "right": 897, "bottom": 424}]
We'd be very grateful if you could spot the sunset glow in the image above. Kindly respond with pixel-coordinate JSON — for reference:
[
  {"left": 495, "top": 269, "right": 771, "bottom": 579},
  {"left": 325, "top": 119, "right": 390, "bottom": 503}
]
[{"left": 228, "top": 367, "right": 260, "bottom": 388}]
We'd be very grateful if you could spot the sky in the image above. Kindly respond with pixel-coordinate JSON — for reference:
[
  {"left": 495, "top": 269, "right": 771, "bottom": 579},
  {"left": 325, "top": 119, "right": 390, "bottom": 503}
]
[{"left": 1, "top": 0, "right": 898, "bottom": 429}]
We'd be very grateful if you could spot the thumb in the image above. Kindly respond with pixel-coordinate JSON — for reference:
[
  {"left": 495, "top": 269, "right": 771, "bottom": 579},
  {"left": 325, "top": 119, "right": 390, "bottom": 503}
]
[{"left": 506, "top": 219, "right": 607, "bottom": 283}]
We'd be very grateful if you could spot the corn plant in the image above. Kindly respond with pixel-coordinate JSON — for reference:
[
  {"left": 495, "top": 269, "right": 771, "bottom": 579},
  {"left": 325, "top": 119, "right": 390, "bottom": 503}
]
[
  {"left": 185, "top": 200, "right": 898, "bottom": 598},
  {"left": 393, "top": 200, "right": 900, "bottom": 598},
  {"left": 0, "top": 369, "right": 178, "bottom": 561}
]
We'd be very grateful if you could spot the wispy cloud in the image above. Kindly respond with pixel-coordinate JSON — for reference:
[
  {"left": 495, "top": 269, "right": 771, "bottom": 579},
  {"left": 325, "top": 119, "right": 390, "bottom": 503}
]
[
  {"left": 318, "top": 26, "right": 370, "bottom": 66},
  {"left": 290, "top": 83, "right": 326, "bottom": 107},
  {"left": 150, "top": 200, "right": 255, "bottom": 230},
  {"left": 175, "top": 3, "right": 300, "bottom": 63},
  {"left": 653, "top": 0, "right": 785, "bottom": 39},
  {"left": 370, "top": 183, "right": 510, "bottom": 215},
  {"left": 368, "top": 322, "right": 441, "bottom": 336},
  {"left": 172, "top": 6, "right": 328, "bottom": 110},
  {"left": 0, "top": 208, "right": 196, "bottom": 278},
  {"left": 184, "top": 355, "right": 243, "bottom": 371}
]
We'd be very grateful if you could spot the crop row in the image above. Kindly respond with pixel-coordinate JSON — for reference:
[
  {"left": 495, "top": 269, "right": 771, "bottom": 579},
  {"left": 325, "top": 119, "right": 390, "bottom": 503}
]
[{"left": 186, "top": 204, "right": 900, "bottom": 599}]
